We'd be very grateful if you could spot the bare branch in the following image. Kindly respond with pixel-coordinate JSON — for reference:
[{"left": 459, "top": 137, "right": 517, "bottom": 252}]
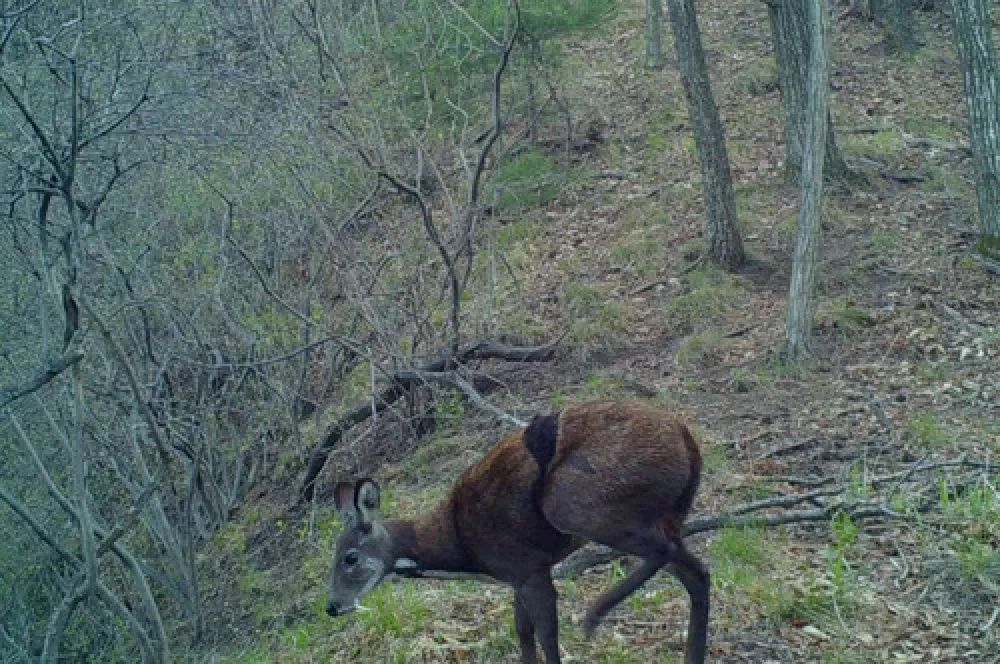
[
  {"left": 79, "top": 296, "right": 172, "bottom": 464},
  {"left": 0, "top": 350, "right": 84, "bottom": 410},
  {"left": 395, "top": 369, "right": 526, "bottom": 427},
  {"left": 445, "top": 0, "right": 503, "bottom": 49},
  {"left": 297, "top": 337, "right": 561, "bottom": 504},
  {"left": 0, "top": 77, "right": 66, "bottom": 182},
  {"left": 0, "top": 485, "right": 78, "bottom": 564}
]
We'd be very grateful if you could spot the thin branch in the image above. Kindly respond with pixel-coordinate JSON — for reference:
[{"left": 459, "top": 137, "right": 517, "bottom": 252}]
[
  {"left": 394, "top": 369, "right": 526, "bottom": 427},
  {"left": 445, "top": 0, "right": 503, "bottom": 49},
  {"left": 180, "top": 333, "right": 366, "bottom": 370},
  {"left": 0, "top": 350, "right": 84, "bottom": 410},
  {"left": 225, "top": 232, "right": 312, "bottom": 327},
  {"left": 0, "top": 486, "right": 158, "bottom": 662},
  {"left": 0, "top": 484, "right": 78, "bottom": 564},
  {"left": 78, "top": 78, "right": 151, "bottom": 151},
  {"left": 79, "top": 296, "right": 172, "bottom": 463},
  {"left": 297, "top": 336, "right": 561, "bottom": 503},
  {"left": 0, "top": 77, "right": 66, "bottom": 182}
]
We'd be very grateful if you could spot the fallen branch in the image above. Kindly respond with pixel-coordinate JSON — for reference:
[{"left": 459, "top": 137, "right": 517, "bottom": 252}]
[
  {"left": 297, "top": 337, "right": 561, "bottom": 504},
  {"left": 630, "top": 257, "right": 705, "bottom": 296},
  {"left": 394, "top": 370, "right": 526, "bottom": 428},
  {"left": 552, "top": 500, "right": 894, "bottom": 578}
]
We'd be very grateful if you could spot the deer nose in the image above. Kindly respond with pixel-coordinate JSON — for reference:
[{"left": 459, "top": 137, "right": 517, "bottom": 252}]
[{"left": 326, "top": 600, "right": 340, "bottom": 617}]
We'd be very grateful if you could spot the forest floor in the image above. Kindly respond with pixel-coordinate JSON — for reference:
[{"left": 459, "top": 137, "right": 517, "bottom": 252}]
[{"left": 199, "top": 1, "right": 998, "bottom": 662}]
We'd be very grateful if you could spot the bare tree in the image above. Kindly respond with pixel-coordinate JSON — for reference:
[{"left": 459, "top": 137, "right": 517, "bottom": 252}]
[
  {"left": 766, "top": 0, "right": 850, "bottom": 182},
  {"left": 784, "top": 0, "right": 831, "bottom": 359},
  {"left": 949, "top": 0, "right": 1000, "bottom": 260},
  {"left": 664, "top": 0, "right": 745, "bottom": 270},
  {"left": 646, "top": 0, "right": 665, "bottom": 70}
]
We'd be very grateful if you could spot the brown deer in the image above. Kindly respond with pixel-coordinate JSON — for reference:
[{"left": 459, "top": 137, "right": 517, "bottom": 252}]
[{"left": 327, "top": 400, "right": 709, "bottom": 664}]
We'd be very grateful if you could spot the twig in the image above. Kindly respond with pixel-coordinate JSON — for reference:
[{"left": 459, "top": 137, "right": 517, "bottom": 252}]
[
  {"left": 756, "top": 437, "right": 815, "bottom": 460},
  {"left": 0, "top": 350, "right": 84, "bottom": 410},
  {"left": 630, "top": 257, "right": 704, "bottom": 296},
  {"left": 297, "top": 337, "right": 562, "bottom": 504},
  {"left": 759, "top": 476, "right": 836, "bottom": 487},
  {"left": 395, "top": 370, "right": 526, "bottom": 428}
]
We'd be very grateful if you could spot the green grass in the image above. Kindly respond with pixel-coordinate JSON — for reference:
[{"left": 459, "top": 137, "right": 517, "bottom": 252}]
[
  {"left": 666, "top": 265, "right": 742, "bottom": 332},
  {"left": 906, "top": 411, "right": 952, "bottom": 448},
  {"left": 495, "top": 218, "right": 543, "bottom": 248},
  {"left": 610, "top": 235, "right": 660, "bottom": 279},
  {"left": 673, "top": 330, "right": 727, "bottom": 368},
  {"left": 709, "top": 526, "right": 769, "bottom": 588},
  {"left": 564, "top": 283, "right": 630, "bottom": 347},
  {"left": 730, "top": 61, "right": 778, "bottom": 96},
  {"left": 842, "top": 128, "right": 905, "bottom": 162},
  {"left": 498, "top": 150, "right": 565, "bottom": 213}
]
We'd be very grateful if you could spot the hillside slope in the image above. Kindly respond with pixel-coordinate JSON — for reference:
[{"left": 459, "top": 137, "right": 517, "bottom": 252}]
[{"left": 198, "top": 2, "right": 998, "bottom": 662}]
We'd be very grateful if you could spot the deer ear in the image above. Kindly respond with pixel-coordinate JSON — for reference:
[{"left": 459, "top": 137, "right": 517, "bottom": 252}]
[
  {"left": 334, "top": 482, "right": 359, "bottom": 527},
  {"left": 354, "top": 478, "right": 381, "bottom": 530}
]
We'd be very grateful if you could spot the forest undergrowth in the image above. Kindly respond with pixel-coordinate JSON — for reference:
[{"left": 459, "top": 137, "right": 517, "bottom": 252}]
[{"left": 199, "top": 2, "right": 998, "bottom": 662}]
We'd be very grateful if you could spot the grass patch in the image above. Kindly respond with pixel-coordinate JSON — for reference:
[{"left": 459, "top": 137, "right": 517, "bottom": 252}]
[
  {"left": 610, "top": 235, "right": 660, "bottom": 280},
  {"left": 842, "top": 128, "right": 905, "bottom": 162},
  {"left": 495, "top": 217, "right": 543, "bottom": 248},
  {"left": 666, "top": 264, "right": 742, "bottom": 332},
  {"left": 583, "top": 371, "right": 627, "bottom": 398},
  {"left": 920, "top": 163, "right": 973, "bottom": 196},
  {"left": 498, "top": 150, "right": 565, "bottom": 213},
  {"left": 674, "top": 330, "right": 728, "bottom": 368},
  {"left": 870, "top": 228, "right": 901, "bottom": 253},
  {"left": 730, "top": 61, "right": 778, "bottom": 96},
  {"left": 564, "top": 282, "right": 630, "bottom": 347},
  {"left": 356, "top": 582, "right": 432, "bottom": 637},
  {"left": 709, "top": 526, "right": 769, "bottom": 588},
  {"left": 906, "top": 411, "right": 951, "bottom": 448},
  {"left": 817, "top": 298, "right": 877, "bottom": 334}
]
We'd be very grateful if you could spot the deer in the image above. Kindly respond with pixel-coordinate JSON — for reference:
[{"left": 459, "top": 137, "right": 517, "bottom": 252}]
[{"left": 327, "top": 400, "right": 709, "bottom": 664}]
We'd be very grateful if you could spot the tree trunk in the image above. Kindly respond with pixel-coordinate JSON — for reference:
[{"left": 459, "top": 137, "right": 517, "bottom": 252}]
[
  {"left": 768, "top": 0, "right": 849, "bottom": 182},
  {"left": 664, "top": 0, "right": 745, "bottom": 270},
  {"left": 950, "top": 0, "right": 1000, "bottom": 259},
  {"left": 646, "top": 0, "right": 665, "bottom": 69},
  {"left": 784, "top": 0, "right": 830, "bottom": 359},
  {"left": 879, "top": 0, "right": 918, "bottom": 54}
]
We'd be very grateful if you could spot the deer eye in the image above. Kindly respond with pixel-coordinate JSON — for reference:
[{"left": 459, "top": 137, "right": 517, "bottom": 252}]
[{"left": 343, "top": 551, "right": 360, "bottom": 567}]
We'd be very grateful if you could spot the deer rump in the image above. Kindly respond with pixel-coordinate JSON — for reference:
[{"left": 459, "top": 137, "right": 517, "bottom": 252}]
[{"left": 447, "top": 400, "right": 702, "bottom": 582}]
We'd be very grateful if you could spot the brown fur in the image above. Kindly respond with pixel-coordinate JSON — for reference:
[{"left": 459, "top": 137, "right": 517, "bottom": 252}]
[{"left": 329, "top": 400, "right": 709, "bottom": 664}]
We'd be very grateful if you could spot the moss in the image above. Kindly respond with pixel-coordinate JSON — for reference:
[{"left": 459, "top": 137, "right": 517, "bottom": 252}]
[{"left": 976, "top": 233, "right": 1000, "bottom": 260}]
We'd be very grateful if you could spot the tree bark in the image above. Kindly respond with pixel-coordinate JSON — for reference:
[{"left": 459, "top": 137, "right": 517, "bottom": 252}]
[
  {"left": 784, "top": 0, "right": 830, "bottom": 359},
  {"left": 664, "top": 0, "right": 745, "bottom": 270},
  {"left": 646, "top": 0, "right": 665, "bottom": 69},
  {"left": 768, "top": 0, "right": 849, "bottom": 182},
  {"left": 950, "top": 0, "right": 1000, "bottom": 259},
  {"left": 877, "top": 0, "right": 918, "bottom": 54}
]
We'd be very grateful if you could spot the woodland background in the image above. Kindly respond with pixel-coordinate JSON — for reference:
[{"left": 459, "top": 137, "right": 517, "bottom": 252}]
[{"left": 1, "top": 0, "right": 997, "bottom": 662}]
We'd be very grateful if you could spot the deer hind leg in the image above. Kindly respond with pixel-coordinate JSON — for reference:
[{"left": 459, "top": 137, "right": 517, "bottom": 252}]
[
  {"left": 577, "top": 526, "right": 676, "bottom": 637},
  {"left": 514, "top": 594, "right": 538, "bottom": 664},
  {"left": 582, "top": 553, "right": 668, "bottom": 637},
  {"left": 571, "top": 523, "right": 709, "bottom": 664},
  {"left": 666, "top": 541, "right": 710, "bottom": 664},
  {"left": 515, "top": 571, "right": 561, "bottom": 664}
]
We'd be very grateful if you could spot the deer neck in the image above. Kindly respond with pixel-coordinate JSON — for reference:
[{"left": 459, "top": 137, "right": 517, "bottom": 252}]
[{"left": 386, "top": 499, "right": 478, "bottom": 575}]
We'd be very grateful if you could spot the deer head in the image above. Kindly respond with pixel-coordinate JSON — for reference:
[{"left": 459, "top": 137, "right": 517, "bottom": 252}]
[{"left": 326, "top": 479, "right": 394, "bottom": 617}]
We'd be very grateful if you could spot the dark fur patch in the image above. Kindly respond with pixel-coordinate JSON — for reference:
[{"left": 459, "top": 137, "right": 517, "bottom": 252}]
[{"left": 523, "top": 412, "right": 559, "bottom": 472}]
